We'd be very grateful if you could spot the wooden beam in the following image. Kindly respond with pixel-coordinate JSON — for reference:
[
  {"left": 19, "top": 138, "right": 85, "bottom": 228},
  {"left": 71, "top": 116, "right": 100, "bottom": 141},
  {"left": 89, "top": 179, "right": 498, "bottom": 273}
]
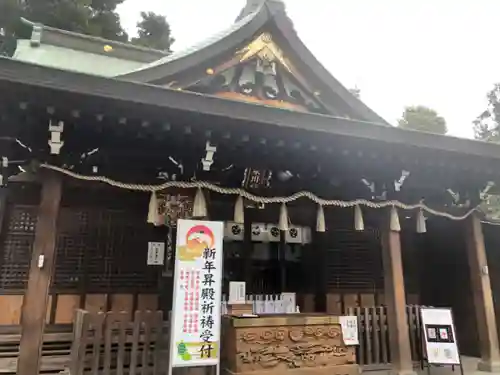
[
  {"left": 17, "top": 170, "right": 62, "bottom": 375},
  {"left": 465, "top": 214, "right": 500, "bottom": 372},
  {"left": 380, "top": 209, "right": 415, "bottom": 375}
]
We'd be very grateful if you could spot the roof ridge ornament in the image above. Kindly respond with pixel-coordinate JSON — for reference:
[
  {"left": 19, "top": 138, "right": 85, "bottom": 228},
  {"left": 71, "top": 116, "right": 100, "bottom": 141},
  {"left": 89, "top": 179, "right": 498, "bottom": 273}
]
[
  {"left": 30, "top": 23, "right": 43, "bottom": 47},
  {"left": 235, "top": 0, "right": 285, "bottom": 22},
  {"left": 19, "top": 18, "right": 43, "bottom": 47}
]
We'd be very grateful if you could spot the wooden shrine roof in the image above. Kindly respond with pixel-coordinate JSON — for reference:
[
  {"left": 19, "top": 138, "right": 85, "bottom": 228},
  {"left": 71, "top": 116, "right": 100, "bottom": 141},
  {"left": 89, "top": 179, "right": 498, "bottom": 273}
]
[
  {"left": 118, "top": 0, "right": 387, "bottom": 123},
  {"left": 1, "top": 56, "right": 500, "bottom": 168}
]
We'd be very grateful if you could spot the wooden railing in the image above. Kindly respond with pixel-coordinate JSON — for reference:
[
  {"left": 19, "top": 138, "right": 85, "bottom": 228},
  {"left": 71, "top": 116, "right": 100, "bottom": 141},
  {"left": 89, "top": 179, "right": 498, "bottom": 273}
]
[
  {"left": 346, "top": 305, "right": 424, "bottom": 368},
  {"left": 0, "top": 325, "right": 73, "bottom": 374},
  {"left": 70, "top": 309, "right": 166, "bottom": 375}
]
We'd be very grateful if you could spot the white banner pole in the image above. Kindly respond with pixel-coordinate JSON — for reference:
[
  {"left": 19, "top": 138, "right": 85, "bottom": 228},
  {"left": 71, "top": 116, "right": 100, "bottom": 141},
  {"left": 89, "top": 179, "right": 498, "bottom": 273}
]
[{"left": 169, "top": 220, "right": 224, "bottom": 370}]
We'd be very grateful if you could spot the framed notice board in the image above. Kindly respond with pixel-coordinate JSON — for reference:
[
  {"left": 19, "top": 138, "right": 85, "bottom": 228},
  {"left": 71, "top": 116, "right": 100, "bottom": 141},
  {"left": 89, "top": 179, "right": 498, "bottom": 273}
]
[{"left": 420, "top": 307, "right": 462, "bottom": 370}]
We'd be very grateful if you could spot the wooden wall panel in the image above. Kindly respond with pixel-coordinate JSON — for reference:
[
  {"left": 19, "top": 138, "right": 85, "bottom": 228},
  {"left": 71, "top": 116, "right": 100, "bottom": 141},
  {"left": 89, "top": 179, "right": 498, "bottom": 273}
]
[
  {"left": 0, "top": 293, "right": 163, "bottom": 326},
  {"left": 54, "top": 295, "right": 80, "bottom": 324},
  {"left": 110, "top": 294, "right": 133, "bottom": 313},
  {"left": 300, "top": 293, "right": 315, "bottom": 312},
  {"left": 84, "top": 294, "right": 107, "bottom": 313},
  {"left": 137, "top": 294, "right": 158, "bottom": 311},
  {"left": 0, "top": 292, "right": 421, "bottom": 327},
  {"left": 406, "top": 293, "right": 420, "bottom": 305},
  {"left": 326, "top": 293, "right": 342, "bottom": 314},
  {"left": 343, "top": 293, "right": 359, "bottom": 308},
  {"left": 0, "top": 295, "right": 23, "bottom": 324},
  {"left": 378, "top": 293, "right": 385, "bottom": 305},
  {"left": 360, "top": 293, "right": 376, "bottom": 307}
]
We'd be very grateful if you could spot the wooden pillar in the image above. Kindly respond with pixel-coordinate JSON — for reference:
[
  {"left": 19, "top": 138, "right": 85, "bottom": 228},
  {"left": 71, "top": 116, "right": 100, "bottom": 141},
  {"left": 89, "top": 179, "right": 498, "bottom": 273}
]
[
  {"left": 0, "top": 187, "right": 7, "bottom": 234},
  {"left": 0, "top": 187, "right": 8, "bottom": 280},
  {"left": 156, "top": 225, "right": 172, "bottom": 318},
  {"left": 17, "top": 171, "right": 62, "bottom": 375},
  {"left": 243, "top": 207, "right": 253, "bottom": 292},
  {"left": 465, "top": 214, "right": 500, "bottom": 372},
  {"left": 380, "top": 210, "right": 415, "bottom": 375},
  {"left": 278, "top": 231, "right": 287, "bottom": 293},
  {"left": 314, "top": 231, "right": 327, "bottom": 312}
]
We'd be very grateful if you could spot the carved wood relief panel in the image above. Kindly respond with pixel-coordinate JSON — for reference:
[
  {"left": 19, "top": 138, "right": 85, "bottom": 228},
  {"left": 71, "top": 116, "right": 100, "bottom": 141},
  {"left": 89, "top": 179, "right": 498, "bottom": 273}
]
[{"left": 231, "top": 323, "right": 356, "bottom": 374}]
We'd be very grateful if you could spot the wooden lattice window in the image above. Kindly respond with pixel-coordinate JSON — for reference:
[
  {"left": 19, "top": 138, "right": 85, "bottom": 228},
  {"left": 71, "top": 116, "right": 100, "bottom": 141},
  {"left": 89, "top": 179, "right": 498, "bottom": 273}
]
[
  {"left": 326, "top": 228, "right": 384, "bottom": 291},
  {"left": 0, "top": 205, "right": 38, "bottom": 291},
  {"left": 53, "top": 207, "right": 159, "bottom": 293}
]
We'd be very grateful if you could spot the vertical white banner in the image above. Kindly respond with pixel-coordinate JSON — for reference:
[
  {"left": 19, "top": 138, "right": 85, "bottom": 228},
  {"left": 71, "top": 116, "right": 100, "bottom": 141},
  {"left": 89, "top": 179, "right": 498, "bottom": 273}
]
[{"left": 170, "top": 220, "right": 224, "bottom": 368}]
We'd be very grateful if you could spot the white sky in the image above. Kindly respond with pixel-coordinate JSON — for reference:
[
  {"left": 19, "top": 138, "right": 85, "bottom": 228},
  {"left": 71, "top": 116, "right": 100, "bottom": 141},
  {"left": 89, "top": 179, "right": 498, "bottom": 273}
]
[{"left": 117, "top": 0, "right": 500, "bottom": 139}]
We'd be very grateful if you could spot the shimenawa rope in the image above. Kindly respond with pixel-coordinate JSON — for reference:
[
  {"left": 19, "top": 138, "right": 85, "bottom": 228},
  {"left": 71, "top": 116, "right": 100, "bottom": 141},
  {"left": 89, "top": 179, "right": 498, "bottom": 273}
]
[{"left": 40, "top": 163, "right": 478, "bottom": 221}]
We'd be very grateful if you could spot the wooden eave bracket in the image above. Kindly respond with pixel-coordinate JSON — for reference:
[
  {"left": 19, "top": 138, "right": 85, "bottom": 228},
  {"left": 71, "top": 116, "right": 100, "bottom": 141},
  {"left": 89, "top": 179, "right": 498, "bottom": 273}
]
[
  {"left": 48, "top": 120, "right": 64, "bottom": 155},
  {"left": 202, "top": 142, "right": 217, "bottom": 171}
]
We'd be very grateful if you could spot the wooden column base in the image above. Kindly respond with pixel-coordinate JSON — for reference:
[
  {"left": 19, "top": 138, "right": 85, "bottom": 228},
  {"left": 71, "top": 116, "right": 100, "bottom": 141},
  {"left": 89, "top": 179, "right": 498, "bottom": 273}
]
[{"left": 478, "top": 359, "right": 500, "bottom": 373}]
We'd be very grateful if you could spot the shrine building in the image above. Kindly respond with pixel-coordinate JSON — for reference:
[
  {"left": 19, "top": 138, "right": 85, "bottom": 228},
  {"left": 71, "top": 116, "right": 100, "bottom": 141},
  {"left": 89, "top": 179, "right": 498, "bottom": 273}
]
[{"left": 1, "top": 0, "right": 500, "bottom": 374}]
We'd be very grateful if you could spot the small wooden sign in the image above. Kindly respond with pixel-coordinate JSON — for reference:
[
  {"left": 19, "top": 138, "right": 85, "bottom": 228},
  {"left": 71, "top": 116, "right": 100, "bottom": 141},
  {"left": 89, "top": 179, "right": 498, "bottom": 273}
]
[
  {"left": 147, "top": 242, "right": 165, "bottom": 265},
  {"left": 229, "top": 281, "right": 246, "bottom": 304}
]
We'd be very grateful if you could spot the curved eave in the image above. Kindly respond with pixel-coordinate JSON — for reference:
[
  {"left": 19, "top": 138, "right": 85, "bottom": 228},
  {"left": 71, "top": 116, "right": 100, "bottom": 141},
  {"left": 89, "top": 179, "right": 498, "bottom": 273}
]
[
  {"left": 270, "top": 12, "right": 389, "bottom": 125},
  {"left": 118, "top": 5, "right": 270, "bottom": 83}
]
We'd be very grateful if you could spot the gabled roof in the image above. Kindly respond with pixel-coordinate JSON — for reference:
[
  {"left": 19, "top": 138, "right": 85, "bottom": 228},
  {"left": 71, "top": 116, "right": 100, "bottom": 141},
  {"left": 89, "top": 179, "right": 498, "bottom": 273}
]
[{"left": 118, "top": 0, "right": 388, "bottom": 124}]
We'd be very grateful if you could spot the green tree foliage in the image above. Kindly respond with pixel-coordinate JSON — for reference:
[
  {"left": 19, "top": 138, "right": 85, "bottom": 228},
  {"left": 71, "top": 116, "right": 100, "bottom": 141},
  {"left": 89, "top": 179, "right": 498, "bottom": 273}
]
[
  {"left": 397, "top": 105, "right": 447, "bottom": 135},
  {"left": 0, "top": 0, "right": 22, "bottom": 35},
  {"left": 473, "top": 85, "right": 500, "bottom": 219},
  {"left": 1, "top": 0, "right": 129, "bottom": 42},
  {"left": 0, "top": 1, "right": 175, "bottom": 50},
  {"left": 131, "top": 11, "right": 175, "bottom": 51},
  {"left": 87, "top": 10, "right": 128, "bottom": 41},
  {"left": 0, "top": 0, "right": 23, "bottom": 55},
  {"left": 474, "top": 83, "right": 500, "bottom": 142}
]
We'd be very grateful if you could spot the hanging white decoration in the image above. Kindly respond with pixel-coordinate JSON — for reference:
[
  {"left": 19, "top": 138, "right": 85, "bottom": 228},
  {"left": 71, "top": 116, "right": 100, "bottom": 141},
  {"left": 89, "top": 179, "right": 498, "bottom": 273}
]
[
  {"left": 390, "top": 206, "right": 401, "bottom": 232},
  {"left": 316, "top": 205, "right": 326, "bottom": 232},
  {"left": 193, "top": 188, "right": 207, "bottom": 218},
  {"left": 354, "top": 204, "right": 364, "bottom": 231},
  {"left": 234, "top": 196, "right": 245, "bottom": 224},
  {"left": 147, "top": 191, "right": 160, "bottom": 226},
  {"left": 416, "top": 209, "right": 427, "bottom": 233},
  {"left": 279, "top": 203, "right": 289, "bottom": 231}
]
